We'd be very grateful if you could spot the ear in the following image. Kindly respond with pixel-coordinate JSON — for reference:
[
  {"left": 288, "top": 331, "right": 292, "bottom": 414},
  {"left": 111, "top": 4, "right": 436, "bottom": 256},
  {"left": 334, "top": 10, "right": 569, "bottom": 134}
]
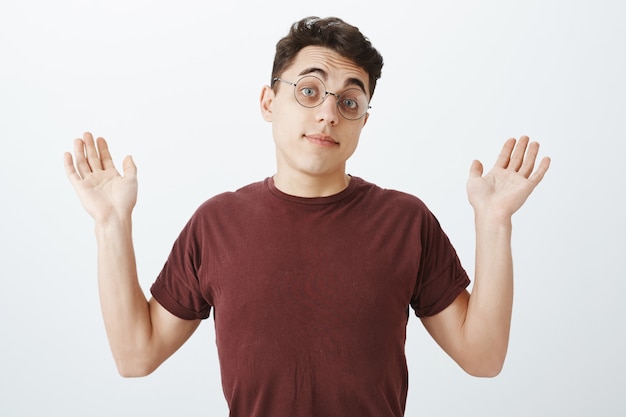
[{"left": 260, "top": 85, "right": 274, "bottom": 122}]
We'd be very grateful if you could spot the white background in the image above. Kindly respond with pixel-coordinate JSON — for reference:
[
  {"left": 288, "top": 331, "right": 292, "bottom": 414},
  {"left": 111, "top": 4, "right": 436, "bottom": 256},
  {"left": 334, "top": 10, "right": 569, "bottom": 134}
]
[{"left": 1, "top": 0, "right": 624, "bottom": 416}]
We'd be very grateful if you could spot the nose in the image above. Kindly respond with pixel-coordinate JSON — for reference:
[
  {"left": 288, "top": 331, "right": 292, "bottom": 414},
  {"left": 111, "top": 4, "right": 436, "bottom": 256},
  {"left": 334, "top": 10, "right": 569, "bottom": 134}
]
[{"left": 314, "top": 92, "right": 340, "bottom": 125}]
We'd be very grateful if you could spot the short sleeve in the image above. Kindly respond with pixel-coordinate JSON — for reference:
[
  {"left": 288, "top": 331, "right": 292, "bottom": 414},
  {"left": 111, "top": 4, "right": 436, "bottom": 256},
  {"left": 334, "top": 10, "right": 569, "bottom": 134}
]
[
  {"left": 410, "top": 210, "right": 470, "bottom": 317},
  {"left": 150, "top": 211, "right": 212, "bottom": 320}
]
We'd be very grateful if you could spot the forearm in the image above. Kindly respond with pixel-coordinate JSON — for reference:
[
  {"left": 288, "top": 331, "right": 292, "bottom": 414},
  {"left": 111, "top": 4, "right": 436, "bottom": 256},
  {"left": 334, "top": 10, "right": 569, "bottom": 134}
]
[
  {"left": 427, "top": 137, "right": 549, "bottom": 376},
  {"left": 95, "top": 217, "right": 154, "bottom": 376},
  {"left": 462, "top": 213, "right": 514, "bottom": 373}
]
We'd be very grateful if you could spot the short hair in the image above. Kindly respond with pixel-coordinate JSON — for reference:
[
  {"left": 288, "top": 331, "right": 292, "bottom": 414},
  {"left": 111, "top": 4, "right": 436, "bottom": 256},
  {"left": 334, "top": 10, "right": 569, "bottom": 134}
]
[{"left": 271, "top": 16, "right": 384, "bottom": 99}]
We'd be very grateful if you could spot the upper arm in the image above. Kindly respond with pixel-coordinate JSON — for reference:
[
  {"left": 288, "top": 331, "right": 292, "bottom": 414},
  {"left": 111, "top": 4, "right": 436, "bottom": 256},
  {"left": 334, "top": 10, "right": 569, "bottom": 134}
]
[
  {"left": 149, "top": 295, "right": 201, "bottom": 353},
  {"left": 421, "top": 286, "right": 514, "bottom": 377},
  {"left": 137, "top": 297, "right": 201, "bottom": 375},
  {"left": 420, "top": 290, "right": 470, "bottom": 366}
]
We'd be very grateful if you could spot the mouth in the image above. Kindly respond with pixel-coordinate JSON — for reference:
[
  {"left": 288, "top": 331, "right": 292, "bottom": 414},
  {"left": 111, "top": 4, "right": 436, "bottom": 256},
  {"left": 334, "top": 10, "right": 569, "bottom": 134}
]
[{"left": 304, "top": 133, "right": 339, "bottom": 147}]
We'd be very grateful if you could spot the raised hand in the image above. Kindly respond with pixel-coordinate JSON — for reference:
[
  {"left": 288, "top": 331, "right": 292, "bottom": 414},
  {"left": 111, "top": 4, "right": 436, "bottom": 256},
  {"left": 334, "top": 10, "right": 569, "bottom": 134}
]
[
  {"left": 467, "top": 136, "right": 550, "bottom": 220},
  {"left": 64, "top": 132, "right": 138, "bottom": 224}
]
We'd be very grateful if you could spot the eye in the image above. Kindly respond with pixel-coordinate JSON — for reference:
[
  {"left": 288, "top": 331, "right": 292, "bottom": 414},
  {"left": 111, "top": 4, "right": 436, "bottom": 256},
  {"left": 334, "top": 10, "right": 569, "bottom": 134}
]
[
  {"left": 341, "top": 98, "right": 358, "bottom": 110},
  {"left": 299, "top": 87, "right": 318, "bottom": 98}
]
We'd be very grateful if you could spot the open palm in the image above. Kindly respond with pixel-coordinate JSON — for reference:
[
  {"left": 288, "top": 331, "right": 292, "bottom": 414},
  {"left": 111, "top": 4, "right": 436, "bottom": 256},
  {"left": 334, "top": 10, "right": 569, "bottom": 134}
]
[
  {"left": 467, "top": 136, "right": 551, "bottom": 219},
  {"left": 64, "top": 132, "right": 138, "bottom": 223}
]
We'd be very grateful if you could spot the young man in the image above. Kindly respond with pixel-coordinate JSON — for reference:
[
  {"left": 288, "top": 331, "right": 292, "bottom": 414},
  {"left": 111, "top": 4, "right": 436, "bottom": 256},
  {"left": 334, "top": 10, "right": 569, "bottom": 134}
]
[{"left": 64, "top": 16, "right": 550, "bottom": 417}]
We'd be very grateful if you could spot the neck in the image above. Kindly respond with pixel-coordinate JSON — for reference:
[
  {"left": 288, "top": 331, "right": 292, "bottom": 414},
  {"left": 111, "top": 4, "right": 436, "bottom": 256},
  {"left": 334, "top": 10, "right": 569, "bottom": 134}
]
[{"left": 272, "top": 171, "right": 351, "bottom": 198}]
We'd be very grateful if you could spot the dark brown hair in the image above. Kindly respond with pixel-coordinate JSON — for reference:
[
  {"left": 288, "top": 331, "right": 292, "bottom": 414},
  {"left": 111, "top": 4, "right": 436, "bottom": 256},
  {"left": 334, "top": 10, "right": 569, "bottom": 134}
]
[{"left": 271, "top": 16, "right": 384, "bottom": 99}]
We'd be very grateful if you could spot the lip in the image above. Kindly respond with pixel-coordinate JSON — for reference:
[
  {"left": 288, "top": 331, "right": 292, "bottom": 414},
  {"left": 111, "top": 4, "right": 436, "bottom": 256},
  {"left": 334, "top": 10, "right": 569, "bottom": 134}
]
[{"left": 304, "top": 133, "right": 339, "bottom": 147}]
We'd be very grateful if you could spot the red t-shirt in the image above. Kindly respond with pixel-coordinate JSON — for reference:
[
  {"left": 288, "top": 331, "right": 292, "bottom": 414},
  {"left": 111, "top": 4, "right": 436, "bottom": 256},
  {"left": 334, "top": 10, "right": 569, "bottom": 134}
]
[{"left": 151, "top": 176, "right": 469, "bottom": 417}]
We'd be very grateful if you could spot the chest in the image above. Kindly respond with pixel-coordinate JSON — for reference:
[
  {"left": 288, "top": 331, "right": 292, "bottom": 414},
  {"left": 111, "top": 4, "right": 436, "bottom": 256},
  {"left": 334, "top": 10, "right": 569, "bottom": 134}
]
[{"left": 200, "top": 206, "right": 422, "bottom": 330}]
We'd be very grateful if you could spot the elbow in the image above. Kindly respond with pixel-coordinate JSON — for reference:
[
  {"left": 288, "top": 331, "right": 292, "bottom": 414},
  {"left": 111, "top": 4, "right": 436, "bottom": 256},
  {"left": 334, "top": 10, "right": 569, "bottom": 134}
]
[
  {"left": 113, "top": 354, "right": 159, "bottom": 378},
  {"left": 460, "top": 353, "right": 506, "bottom": 378},
  {"left": 463, "top": 361, "right": 504, "bottom": 378},
  {"left": 117, "top": 366, "right": 153, "bottom": 378},
  {"left": 457, "top": 336, "right": 510, "bottom": 378},
  {"left": 116, "top": 363, "right": 157, "bottom": 378}
]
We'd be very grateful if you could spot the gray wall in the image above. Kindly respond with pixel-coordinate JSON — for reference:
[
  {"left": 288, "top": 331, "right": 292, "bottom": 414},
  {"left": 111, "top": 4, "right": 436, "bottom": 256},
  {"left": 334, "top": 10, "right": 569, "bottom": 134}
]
[{"left": 1, "top": 0, "right": 624, "bottom": 415}]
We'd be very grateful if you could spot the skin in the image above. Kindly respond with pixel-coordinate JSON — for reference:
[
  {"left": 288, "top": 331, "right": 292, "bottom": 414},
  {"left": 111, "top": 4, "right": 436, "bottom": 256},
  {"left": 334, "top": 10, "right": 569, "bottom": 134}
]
[
  {"left": 423, "top": 137, "right": 550, "bottom": 376},
  {"left": 64, "top": 45, "right": 550, "bottom": 378},
  {"left": 260, "top": 47, "right": 370, "bottom": 197}
]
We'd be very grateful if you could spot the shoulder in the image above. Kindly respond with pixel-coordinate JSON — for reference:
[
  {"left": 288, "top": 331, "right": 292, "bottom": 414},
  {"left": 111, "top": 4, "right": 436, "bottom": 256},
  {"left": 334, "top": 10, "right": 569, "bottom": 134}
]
[
  {"left": 351, "top": 176, "right": 431, "bottom": 213},
  {"left": 196, "top": 179, "right": 267, "bottom": 209},
  {"left": 183, "top": 179, "right": 269, "bottom": 226}
]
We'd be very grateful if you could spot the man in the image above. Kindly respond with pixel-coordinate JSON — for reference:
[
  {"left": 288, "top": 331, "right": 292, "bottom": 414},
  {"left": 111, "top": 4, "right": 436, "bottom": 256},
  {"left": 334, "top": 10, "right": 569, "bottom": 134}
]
[{"left": 64, "top": 16, "right": 550, "bottom": 417}]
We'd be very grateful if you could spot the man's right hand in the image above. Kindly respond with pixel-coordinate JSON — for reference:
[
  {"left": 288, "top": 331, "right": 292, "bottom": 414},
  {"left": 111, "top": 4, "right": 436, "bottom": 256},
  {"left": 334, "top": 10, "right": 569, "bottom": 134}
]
[{"left": 64, "top": 132, "right": 138, "bottom": 223}]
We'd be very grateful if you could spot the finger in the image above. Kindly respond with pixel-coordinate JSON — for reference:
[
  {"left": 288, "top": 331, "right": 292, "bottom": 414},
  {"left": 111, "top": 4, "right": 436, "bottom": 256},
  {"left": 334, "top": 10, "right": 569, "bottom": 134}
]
[
  {"left": 508, "top": 135, "right": 530, "bottom": 172},
  {"left": 73, "top": 138, "right": 91, "bottom": 178},
  {"left": 83, "top": 132, "right": 103, "bottom": 171},
  {"left": 528, "top": 156, "right": 551, "bottom": 186},
  {"left": 494, "top": 138, "right": 516, "bottom": 169},
  {"left": 518, "top": 141, "right": 540, "bottom": 178},
  {"left": 469, "top": 159, "right": 484, "bottom": 178},
  {"left": 97, "top": 137, "right": 116, "bottom": 171},
  {"left": 63, "top": 152, "right": 82, "bottom": 185},
  {"left": 122, "top": 155, "right": 137, "bottom": 179}
]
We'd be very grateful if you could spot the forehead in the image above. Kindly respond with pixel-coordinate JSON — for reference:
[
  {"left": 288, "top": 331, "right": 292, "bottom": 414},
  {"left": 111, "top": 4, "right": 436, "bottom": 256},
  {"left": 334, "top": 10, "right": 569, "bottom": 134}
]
[{"left": 286, "top": 46, "right": 369, "bottom": 90}]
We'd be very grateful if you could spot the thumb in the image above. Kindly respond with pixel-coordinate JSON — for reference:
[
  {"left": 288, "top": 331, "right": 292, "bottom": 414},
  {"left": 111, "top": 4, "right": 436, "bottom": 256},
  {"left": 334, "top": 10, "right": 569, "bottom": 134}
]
[
  {"left": 122, "top": 155, "right": 137, "bottom": 179},
  {"left": 469, "top": 159, "right": 483, "bottom": 178}
]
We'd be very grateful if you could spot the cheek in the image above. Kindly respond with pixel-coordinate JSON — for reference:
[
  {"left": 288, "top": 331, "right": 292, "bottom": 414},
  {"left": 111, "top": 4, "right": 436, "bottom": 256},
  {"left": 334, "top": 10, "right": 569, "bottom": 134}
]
[
  {"left": 345, "top": 125, "right": 364, "bottom": 144},
  {"left": 272, "top": 112, "right": 301, "bottom": 144},
  {"left": 274, "top": 107, "right": 308, "bottom": 135}
]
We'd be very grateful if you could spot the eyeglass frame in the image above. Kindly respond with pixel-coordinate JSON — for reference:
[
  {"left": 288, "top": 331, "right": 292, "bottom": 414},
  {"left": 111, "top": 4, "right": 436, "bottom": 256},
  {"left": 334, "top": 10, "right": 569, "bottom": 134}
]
[{"left": 271, "top": 75, "right": 371, "bottom": 120}]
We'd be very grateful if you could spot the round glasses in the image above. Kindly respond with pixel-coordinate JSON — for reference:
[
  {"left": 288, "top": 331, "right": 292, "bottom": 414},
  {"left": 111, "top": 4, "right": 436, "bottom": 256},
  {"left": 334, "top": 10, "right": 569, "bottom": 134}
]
[{"left": 272, "top": 75, "right": 370, "bottom": 120}]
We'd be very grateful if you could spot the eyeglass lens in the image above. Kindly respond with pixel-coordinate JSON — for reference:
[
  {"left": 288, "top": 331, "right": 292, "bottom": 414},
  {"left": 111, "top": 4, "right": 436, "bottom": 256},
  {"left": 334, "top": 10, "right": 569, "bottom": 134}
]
[{"left": 294, "top": 76, "right": 369, "bottom": 120}]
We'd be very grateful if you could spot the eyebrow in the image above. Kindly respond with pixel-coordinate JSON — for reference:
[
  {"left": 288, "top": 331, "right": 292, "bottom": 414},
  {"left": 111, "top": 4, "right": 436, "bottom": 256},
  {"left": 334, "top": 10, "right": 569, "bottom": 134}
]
[{"left": 297, "top": 67, "right": 367, "bottom": 94}]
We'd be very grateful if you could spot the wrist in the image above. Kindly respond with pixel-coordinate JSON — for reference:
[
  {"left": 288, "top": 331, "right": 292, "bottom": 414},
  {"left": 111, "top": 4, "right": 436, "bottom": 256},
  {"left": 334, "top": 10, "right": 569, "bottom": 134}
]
[
  {"left": 474, "top": 210, "right": 513, "bottom": 230},
  {"left": 94, "top": 213, "right": 133, "bottom": 235}
]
